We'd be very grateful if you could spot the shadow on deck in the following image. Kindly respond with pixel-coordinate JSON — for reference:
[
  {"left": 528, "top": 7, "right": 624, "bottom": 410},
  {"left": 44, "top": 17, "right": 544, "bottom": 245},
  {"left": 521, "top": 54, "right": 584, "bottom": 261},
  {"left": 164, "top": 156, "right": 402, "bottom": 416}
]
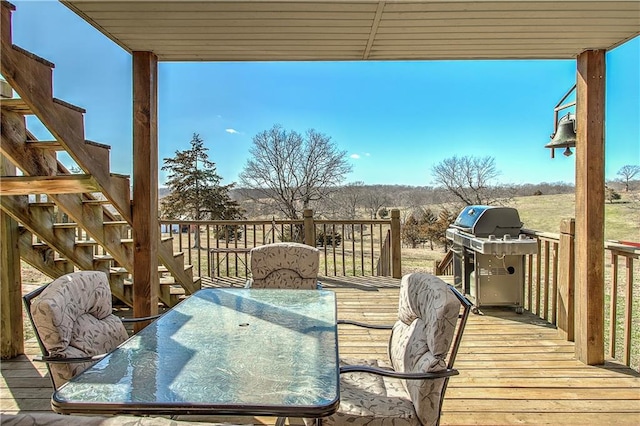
[{"left": 2, "top": 276, "right": 639, "bottom": 425}]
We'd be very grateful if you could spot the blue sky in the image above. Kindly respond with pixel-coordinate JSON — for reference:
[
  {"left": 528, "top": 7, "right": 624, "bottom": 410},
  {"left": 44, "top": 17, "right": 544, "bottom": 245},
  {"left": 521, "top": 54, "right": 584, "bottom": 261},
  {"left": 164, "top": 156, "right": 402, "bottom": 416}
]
[{"left": 9, "top": 1, "right": 640, "bottom": 187}]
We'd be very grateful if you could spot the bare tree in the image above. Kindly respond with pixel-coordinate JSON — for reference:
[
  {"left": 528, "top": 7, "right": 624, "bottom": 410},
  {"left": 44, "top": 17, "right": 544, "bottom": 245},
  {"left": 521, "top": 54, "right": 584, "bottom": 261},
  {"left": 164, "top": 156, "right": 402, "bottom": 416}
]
[
  {"left": 616, "top": 165, "right": 640, "bottom": 192},
  {"left": 431, "top": 155, "right": 507, "bottom": 206},
  {"left": 239, "top": 125, "right": 352, "bottom": 219},
  {"left": 327, "top": 181, "right": 365, "bottom": 220},
  {"left": 363, "top": 187, "right": 391, "bottom": 219}
]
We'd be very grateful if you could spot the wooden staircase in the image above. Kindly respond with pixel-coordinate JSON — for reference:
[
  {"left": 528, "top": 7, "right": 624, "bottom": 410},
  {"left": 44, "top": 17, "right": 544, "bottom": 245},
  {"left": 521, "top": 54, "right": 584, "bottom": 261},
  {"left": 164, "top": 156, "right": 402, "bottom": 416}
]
[{"left": 0, "top": 1, "right": 199, "bottom": 307}]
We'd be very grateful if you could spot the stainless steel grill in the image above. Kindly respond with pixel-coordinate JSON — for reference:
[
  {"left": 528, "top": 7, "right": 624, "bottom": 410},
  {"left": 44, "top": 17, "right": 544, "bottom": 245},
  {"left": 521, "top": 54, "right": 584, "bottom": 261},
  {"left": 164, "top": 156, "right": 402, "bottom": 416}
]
[{"left": 446, "top": 205, "right": 537, "bottom": 313}]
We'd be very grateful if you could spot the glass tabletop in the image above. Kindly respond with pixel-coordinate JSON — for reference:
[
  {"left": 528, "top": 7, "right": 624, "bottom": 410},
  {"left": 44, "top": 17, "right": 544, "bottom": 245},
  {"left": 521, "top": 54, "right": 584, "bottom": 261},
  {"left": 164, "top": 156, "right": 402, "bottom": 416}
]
[{"left": 52, "top": 288, "right": 339, "bottom": 417}]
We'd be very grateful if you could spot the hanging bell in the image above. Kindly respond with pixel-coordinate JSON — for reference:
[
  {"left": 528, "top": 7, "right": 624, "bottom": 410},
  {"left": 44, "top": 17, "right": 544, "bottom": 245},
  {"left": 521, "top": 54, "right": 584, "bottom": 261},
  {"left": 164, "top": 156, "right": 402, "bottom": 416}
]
[{"left": 545, "top": 112, "right": 577, "bottom": 156}]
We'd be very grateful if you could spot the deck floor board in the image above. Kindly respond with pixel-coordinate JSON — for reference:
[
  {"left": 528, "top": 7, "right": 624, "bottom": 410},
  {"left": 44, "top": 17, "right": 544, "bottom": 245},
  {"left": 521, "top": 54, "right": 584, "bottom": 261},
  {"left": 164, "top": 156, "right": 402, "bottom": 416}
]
[{"left": 2, "top": 276, "right": 639, "bottom": 425}]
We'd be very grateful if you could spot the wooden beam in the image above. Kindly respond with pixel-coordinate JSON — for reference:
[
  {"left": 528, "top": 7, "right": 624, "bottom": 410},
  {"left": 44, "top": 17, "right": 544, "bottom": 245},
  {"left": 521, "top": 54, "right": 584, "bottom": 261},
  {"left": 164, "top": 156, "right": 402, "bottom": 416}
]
[
  {"left": 0, "top": 155, "right": 24, "bottom": 359},
  {"left": 574, "top": 49, "right": 605, "bottom": 365},
  {"left": 132, "top": 51, "right": 159, "bottom": 326},
  {"left": 0, "top": 175, "right": 99, "bottom": 195}
]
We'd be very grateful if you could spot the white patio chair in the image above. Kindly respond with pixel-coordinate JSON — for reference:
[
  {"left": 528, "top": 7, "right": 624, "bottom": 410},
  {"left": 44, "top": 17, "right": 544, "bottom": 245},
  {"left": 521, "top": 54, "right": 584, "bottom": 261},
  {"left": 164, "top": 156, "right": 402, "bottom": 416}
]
[
  {"left": 23, "top": 270, "right": 160, "bottom": 390},
  {"left": 246, "top": 242, "right": 321, "bottom": 289},
  {"left": 320, "top": 272, "right": 472, "bottom": 426}
]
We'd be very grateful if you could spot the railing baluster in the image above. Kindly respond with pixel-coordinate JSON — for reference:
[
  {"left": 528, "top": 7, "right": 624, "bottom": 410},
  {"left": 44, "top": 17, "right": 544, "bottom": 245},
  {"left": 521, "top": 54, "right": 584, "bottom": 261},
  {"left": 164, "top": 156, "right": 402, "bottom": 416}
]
[
  {"left": 370, "top": 226, "right": 374, "bottom": 274},
  {"left": 360, "top": 224, "right": 365, "bottom": 276},
  {"left": 187, "top": 225, "right": 192, "bottom": 266},
  {"left": 535, "top": 239, "right": 542, "bottom": 316},
  {"left": 206, "top": 225, "right": 211, "bottom": 277},
  {"left": 527, "top": 253, "right": 533, "bottom": 312},
  {"left": 332, "top": 224, "right": 337, "bottom": 276},
  {"left": 378, "top": 224, "right": 383, "bottom": 276},
  {"left": 609, "top": 252, "right": 619, "bottom": 358},
  {"left": 351, "top": 223, "right": 356, "bottom": 276},
  {"left": 543, "top": 240, "right": 550, "bottom": 321},
  {"left": 623, "top": 255, "right": 633, "bottom": 366},
  {"left": 214, "top": 225, "right": 220, "bottom": 277},
  {"left": 341, "top": 223, "right": 346, "bottom": 276},
  {"left": 243, "top": 223, "right": 249, "bottom": 276},
  {"left": 551, "top": 241, "right": 558, "bottom": 325},
  {"left": 323, "top": 223, "right": 328, "bottom": 275}
]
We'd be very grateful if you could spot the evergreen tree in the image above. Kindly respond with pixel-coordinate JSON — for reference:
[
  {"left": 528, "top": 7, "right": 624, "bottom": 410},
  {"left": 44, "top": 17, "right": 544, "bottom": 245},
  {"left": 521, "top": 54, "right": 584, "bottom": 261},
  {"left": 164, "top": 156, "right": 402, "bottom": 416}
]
[{"left": 161, "top": 133, "right": 244, "bottom": 246}]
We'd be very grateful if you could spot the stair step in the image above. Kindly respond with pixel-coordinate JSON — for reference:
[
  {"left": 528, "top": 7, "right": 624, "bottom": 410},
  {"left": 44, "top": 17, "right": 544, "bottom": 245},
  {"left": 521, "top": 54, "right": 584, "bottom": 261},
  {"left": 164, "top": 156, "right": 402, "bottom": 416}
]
[
  {"left": 52, "top": 222, "right": 78, "bottom": 229},
  {"left": 170, "top": 286, "right": 186, "bottom": 296},
  {"left": 52, "top": 97, "right": 85, "bottom": 113},
  {"left": 0, "top": 175, "right": 100, "bottom": 195},
  {"left": 25, "top": 140, "right": 64, "bottom": 151},
  {"left": 28, "top": 202, "right": 55, "bottom": 207},
  {"left": 82, "top": 199, "right": 111, "bottom": 205},
  {"left": 26, "top": 140, "right": 110, "bottom": 152},
  {"left": 110, "top": 267, "right": 129, "bottom": 275},
  {"left": 160, "top": 277, "right": 176, "bottom": 285},
  {"left": 85, "top": 139, "right": 110, "bottom": 150},
  {"left": 104, "top": 221, "right": 128, "bottom": 226},
  {"left": 11, "top": 43, "right": 54, "bottom": 68},
  {"left": 0, "top": 98, "right": 85, "bottom": 115},
  {"left": 94, "top": 254, "right": 114, "bottom": 261},
  {"left": 74, "top": 239, "right": 97, "bottom": 246},
  {"left": 0, "top": 98, "right": 31, "bottom": 114}
]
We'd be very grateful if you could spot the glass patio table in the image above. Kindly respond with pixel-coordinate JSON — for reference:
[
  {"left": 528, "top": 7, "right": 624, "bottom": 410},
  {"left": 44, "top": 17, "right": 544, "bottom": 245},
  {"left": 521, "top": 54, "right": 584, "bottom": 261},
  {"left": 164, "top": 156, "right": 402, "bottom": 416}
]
[{"left": 52, "top": 288, "right": 339, "bottom": 418}]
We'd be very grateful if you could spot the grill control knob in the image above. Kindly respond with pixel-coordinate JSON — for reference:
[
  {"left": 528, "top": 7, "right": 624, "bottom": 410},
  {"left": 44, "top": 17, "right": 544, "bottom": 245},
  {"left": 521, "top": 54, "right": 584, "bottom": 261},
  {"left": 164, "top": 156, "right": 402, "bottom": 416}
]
[
  {"left": 503, "top": 235, "right": 512, "bottom": 241},
  {"left": 519, "top": 234, "right": 527, "bottom": 240},
  {"left": 488, "top": 235, "right": 496, "bottom": 241}
]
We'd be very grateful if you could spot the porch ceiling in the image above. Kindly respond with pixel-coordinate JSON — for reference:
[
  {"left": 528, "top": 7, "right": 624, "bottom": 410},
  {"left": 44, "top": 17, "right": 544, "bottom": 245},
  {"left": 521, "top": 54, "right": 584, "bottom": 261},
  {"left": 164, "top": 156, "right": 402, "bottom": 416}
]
[{"left": 62, "top": 1, "right": 640, "bottom": 62}]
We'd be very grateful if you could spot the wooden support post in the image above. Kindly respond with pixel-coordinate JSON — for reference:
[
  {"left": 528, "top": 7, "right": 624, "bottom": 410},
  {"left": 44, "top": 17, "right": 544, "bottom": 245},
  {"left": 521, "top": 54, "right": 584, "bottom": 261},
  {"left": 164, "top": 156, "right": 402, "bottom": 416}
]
[
  {"left": 0, "top": 155, "right": 24, "bottom": 358},
  {"left": 575, "top": 49, "right": 605, "bottom": 365},
  {"left": 1, "top": 1, "right": 14, "bottom": 46},
  {"left": 132, "top": 51, "right": 159, "bottom": 327},
  {"left": 557, "top": 218, "right": 575, "bottom": 341},
  {"left": 303, "top": 209, "right": 315, "bottom": 247},
  {"left": 390, "top": 209, "right": 402, "bottom": 279}
]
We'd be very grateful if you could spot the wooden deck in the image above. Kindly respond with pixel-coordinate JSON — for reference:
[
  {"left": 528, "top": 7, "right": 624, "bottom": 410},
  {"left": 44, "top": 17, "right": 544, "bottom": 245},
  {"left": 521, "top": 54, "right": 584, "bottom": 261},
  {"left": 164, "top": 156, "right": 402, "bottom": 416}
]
[{"left": 2, "top": 276, "right": 639, "bottom": 425}]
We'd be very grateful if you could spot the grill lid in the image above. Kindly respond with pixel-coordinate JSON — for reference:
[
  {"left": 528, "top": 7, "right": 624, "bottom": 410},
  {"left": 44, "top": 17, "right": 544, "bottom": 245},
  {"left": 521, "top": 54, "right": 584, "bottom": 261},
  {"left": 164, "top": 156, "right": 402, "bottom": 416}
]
[{"left": 451, "top": 205, "right": 523, "bottom": 238}]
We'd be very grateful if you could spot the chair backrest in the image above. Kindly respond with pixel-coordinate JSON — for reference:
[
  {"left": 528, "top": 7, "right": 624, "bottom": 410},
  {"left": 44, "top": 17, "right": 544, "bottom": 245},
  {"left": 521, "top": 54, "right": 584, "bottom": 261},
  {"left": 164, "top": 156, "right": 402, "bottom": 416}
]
[
  {"left": 388, "top": 273, "right": 472, "bottom": 426},
  {"left": 23, "top": 271, "right": 129, "bottom": 389},
  {"left": 249, "top": 242, "right": 320, "bottom": 289}
]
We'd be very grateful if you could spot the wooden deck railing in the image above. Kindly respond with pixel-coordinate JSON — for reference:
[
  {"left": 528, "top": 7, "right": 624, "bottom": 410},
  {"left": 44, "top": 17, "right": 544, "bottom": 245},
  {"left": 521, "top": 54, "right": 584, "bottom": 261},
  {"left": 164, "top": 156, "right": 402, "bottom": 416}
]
[
  {"left": 521, "top": 222, "right": 639, "bottom": 370},
  {"left": 605, "top": 240, "right": 639, "bottom": 369},
  {"left": 159, "top": 209, "right": 402, "bottom": 281}
]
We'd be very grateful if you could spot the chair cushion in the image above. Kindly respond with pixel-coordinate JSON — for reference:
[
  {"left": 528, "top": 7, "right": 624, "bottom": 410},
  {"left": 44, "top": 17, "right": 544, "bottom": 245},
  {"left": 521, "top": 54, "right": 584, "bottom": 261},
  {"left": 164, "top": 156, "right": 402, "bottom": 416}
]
[
  {"left": 323, "top": 358, "right": 419, "bottom": 426},
  {"left": 30, "top": 271, "right": 129, "bottom": 387},
  {"left": 250, "top": 242, "right": 320, "bottom": 289},
  {"left": 388, "top": 273, "right": 460, "bottom": 426}
]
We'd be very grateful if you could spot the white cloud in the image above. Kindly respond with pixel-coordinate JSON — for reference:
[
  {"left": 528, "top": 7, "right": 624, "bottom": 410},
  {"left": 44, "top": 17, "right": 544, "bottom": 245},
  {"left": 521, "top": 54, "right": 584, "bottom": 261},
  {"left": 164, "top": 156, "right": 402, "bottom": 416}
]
[
  {"left": 350, "top": 154, "right": 361, "bottom": 159},
  {"left": 225, "top": 128, "right": 239, "bottom": 134},
  {"left": 365, "top": 153, "right": 371, "bottom": 157}
]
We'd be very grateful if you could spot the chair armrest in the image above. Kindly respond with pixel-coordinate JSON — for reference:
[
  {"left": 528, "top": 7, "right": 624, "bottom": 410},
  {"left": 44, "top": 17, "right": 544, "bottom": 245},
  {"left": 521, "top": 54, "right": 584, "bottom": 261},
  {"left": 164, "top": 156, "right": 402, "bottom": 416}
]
[
  {"left": 337, "top": 319, "right": 393, "bottom": 330},
  {"left": 340, "top": 364, "right": 459, "bottom": 380},
  {"left": 120, "top": 313, "right": 162, "bottom": 323},
  {"left": 33, "top": 354, "right": 107, "bottom": 364}
]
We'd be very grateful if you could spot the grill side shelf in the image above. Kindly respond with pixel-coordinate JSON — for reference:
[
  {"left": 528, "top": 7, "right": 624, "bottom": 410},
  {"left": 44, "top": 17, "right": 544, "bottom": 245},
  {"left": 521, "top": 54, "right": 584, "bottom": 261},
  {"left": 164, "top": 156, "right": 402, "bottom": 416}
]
[{"left": 446, "top": 229, "right": 538, "bottom": 255}]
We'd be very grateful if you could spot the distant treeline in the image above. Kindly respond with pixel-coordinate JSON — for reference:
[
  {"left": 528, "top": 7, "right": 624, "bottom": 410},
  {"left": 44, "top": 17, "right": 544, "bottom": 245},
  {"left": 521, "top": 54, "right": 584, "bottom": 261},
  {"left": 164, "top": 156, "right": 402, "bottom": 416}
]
[
  {"left": 232, "top": 182, "right": 575, "bottom": 206},
  {"left": 226, "top": 182, "right": 580, "bottom": 219}
]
